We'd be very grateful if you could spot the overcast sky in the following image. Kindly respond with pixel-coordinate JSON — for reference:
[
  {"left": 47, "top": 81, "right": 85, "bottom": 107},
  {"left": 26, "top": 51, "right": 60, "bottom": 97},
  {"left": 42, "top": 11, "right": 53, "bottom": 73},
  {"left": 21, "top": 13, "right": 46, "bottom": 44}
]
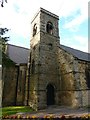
[{"left": 0, "top": 0, "right": 89, "bottom": 52}]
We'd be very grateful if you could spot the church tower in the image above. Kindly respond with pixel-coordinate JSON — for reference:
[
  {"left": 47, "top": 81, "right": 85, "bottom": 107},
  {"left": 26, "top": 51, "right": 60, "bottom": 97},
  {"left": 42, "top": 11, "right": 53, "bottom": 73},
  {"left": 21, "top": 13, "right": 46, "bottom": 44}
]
[{"left": 28, "top": 8, "right": 60, "bottom": 110}]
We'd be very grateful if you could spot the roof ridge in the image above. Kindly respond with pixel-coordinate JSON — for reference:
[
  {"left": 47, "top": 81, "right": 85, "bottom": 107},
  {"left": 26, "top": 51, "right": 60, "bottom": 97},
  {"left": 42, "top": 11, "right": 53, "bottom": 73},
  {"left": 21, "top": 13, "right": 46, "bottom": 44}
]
[
  {"left": 8, "top": 43, "right": 30, "bottom": 50},
  {"left": 60, "top": 44, "right": 90, "bottom": 62},
  {"left": 60, "top": 44, "right": 89, "bottom": 54}
]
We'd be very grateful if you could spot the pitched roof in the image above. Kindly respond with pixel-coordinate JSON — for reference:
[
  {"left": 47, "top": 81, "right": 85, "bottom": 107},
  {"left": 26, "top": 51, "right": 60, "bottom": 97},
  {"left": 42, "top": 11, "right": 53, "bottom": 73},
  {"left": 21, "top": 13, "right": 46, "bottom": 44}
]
[
  {"left": 7, "top": 44, "right": 90, "bottom": 64},
  {"left": 60, "top": 45, "right": 90, "bottom": 62},
  {"left": 7, "top": 44, "right": 29, "bottom": 64}
]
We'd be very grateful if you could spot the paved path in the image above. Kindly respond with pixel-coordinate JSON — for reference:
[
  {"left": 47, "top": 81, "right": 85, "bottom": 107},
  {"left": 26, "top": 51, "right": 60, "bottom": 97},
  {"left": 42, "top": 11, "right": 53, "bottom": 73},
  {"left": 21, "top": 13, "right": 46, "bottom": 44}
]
[{"left": 16, "top": 106, "right": 90, "bottom": 118}]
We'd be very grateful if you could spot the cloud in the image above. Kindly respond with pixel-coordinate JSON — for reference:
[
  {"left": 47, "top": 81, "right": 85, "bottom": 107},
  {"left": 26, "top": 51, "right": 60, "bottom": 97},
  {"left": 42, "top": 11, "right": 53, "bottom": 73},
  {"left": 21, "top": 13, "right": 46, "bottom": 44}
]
[
  {"left": 0, "top": 0, "right": 31, "bottom": 38},
  {"left": 0, "top": 0, "right": 64, "bottom": 40},
  {"left": 63, "top": 0, "right": 89, "bottom": 30},
  {"left": 0, "top": 0, "right": 90, "bottom": 52},
  {"left": 1, "top": 0, "right": 89, "bottom": 31},
  {"left": 74, "top": 36, "right": 88, "bottom": 52},
  {"left": 61, "top": 35, "right": 88, "bottom": 52},
  {"left": 74, "top": 36, "right": 88, "bottom": 46}
]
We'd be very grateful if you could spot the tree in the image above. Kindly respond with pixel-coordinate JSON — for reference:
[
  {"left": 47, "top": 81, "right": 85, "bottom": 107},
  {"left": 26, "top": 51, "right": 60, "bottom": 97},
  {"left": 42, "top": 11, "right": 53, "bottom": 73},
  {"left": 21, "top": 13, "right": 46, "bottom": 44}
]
[
  {"left": 1, "top": 0, "right": 7, "bottom": 7},
  {"left": 0, "top": 28, "right": 9, "bottom": 53},
  {"left": 0, "top": 27, "right": 15, "bottom": 67}
]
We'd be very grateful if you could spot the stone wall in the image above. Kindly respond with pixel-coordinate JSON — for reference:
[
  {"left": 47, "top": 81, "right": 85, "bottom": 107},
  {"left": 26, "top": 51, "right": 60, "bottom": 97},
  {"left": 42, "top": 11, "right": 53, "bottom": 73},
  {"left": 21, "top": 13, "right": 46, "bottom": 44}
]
[
  {"left": 16, "top": 65, "right": 27, "bottom": 105},
  {"left": 29, "top": 30, "right": 60, "bottom": 110},
  {"left": 2, "top": 66, "right": 17, "bottom": 106},
  {"left": 77, "top": 61, "right": 90, "bottom": 107},
  {"left": 0, "top": 66, "right": 2, "bottom": 107},
  {"left": 58, "top": 46, "right": 90, "bottom": 107},
  {"left": 2, "top": 59, "right": 27, "bottom": 106},
  {"left": 28, "top": 8, "right": 90, "bottom": 110},
  {"left": 58, "top": 47, "right": 76, "bottom": 107}
]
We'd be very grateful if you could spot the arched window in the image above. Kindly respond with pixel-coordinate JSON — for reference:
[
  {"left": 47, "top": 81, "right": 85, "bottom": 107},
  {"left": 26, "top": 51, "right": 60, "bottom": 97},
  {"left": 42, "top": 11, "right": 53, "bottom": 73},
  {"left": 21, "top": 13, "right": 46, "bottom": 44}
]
[
  {"left": 33, "top": 24, "right": 37, "bottom": 37},
  {"left": 85, "top": 69, "right": 90, "bottom": 89},
  {"left": 46, "top": 21, "right": 53, "bottom": 34},
  {"left": 31, "top": 60, "right": 35, "bottom": 74}
]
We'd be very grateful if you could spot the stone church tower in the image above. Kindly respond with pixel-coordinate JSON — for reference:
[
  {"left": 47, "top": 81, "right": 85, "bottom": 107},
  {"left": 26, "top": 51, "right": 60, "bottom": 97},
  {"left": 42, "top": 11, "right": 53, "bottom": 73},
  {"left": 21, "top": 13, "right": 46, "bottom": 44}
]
[
  {"left": 2, "top": 7, "right": 90, "bottom": 109},
  {"left": 28, "top": 8, "right": 60, "bottom": 110},
  {"left": 26, "top": 8, "right": 90, "bottom": 110}
]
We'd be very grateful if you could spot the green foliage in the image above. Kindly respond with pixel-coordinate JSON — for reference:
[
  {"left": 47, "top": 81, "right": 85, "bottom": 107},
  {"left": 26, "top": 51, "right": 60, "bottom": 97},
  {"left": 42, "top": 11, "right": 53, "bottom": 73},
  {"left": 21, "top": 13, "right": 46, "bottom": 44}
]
[
  {"left": 0, "top": 28, "right": 15, "bottom": 67},
  {"left": 0, "top": 28, "right": 9, "bottom": 53},
  {"left": 0, "top": 28, "right": 8, "bottom": 35},
  {"left": 0, "top": 37, "right": 7, "bottom": 53},
  {"left": 1, "top": 0, "right": 7, "bottom": 7},
  {"left": 1, "top": 106, "right": 33, "bottom": 116}
]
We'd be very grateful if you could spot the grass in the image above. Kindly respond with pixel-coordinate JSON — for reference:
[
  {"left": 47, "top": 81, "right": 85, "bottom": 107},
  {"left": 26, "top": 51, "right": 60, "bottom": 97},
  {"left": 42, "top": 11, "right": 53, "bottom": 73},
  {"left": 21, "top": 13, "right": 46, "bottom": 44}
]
[
  {"left": 0, "top": 108, "right": 2, "bottom": 117},
  {"left": 0, "top": 106, "right": 33, "bottom": 117}
]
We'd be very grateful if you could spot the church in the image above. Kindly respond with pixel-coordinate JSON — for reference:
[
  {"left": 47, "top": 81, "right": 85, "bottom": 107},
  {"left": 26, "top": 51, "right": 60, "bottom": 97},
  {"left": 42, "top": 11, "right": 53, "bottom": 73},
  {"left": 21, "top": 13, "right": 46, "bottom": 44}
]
[{"left": 2, "top": 8, "right": 90, "bottom": 110}]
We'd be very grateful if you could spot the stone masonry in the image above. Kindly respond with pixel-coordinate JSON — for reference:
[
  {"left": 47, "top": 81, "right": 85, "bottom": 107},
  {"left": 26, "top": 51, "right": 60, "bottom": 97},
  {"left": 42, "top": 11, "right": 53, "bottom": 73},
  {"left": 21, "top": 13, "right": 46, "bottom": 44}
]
[
  {"left": 27, "top": 8, "right": 90, "bottom": 110},
  {"left": 2, "top": 8, "right": 90, "bottom": 110}
]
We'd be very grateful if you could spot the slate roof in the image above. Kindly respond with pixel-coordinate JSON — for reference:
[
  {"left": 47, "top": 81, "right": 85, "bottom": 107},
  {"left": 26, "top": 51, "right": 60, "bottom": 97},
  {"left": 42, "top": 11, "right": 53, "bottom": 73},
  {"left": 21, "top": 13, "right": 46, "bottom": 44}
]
[
  {"left": 60, "top": 45, "right": 90, "bottom": 62},
  {"left": 7, "top": 44, "right": 29, "bottom": 64},
  {"left": 7, "top": 44, "right": 90, "bottom": 64}
]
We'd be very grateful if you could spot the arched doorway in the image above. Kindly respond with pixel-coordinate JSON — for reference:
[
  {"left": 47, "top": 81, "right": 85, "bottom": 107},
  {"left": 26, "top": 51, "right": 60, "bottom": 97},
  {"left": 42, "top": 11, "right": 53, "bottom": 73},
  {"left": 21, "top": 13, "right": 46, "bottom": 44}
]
[{"left": 46, "top": 84, "right": 55, "bottom": 105}]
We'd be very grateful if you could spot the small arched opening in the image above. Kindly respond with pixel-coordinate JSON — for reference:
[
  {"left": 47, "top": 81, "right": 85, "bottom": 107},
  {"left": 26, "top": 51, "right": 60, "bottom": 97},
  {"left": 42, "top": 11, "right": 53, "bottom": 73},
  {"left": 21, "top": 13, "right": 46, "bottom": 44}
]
[
  {"left": 46, "top": 21, "right": 53, "bottom": 35},
  {"left": 46, "top": 84, "right": 55, "bottom": 105},
  {"left": 33, "top": 24, "right": 37, "bottom": 37}
]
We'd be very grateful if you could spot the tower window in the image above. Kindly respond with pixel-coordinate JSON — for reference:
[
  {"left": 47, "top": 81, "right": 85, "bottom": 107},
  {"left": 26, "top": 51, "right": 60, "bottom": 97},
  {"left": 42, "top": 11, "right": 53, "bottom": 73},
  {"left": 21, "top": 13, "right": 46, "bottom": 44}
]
[
  {"left": 85, "top": 69, "right": 90, "bottom": 89},
  {"left": 33, "top": 24, "right": 37, "bottom": 37},
  {"left": 46, "top": 21, "right": 53, "bottom": 34}
]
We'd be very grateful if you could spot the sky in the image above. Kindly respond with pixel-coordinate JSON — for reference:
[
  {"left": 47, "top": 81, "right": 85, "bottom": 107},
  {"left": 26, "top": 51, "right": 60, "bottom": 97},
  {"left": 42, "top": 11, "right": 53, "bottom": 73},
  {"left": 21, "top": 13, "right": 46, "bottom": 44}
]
[{"left": 0, "top": 0, "right": 90, "bottom": 52}]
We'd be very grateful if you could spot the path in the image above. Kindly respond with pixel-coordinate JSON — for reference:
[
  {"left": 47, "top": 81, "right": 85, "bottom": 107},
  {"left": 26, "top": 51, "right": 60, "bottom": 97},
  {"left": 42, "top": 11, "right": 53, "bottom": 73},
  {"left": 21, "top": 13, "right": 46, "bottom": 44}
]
[{"left": 16, "top": 106, "right": 90, "bottom": 118}]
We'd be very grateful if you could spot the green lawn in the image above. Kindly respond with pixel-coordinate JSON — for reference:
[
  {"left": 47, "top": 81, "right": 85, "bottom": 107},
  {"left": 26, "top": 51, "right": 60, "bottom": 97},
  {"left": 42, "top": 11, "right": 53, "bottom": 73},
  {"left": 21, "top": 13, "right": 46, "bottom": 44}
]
[
  {"left": 0, "top": 106, "right": 33, "bottom": 117},
  {"left": 0, "top": 108, "right": 2, "bottom": 117}
]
